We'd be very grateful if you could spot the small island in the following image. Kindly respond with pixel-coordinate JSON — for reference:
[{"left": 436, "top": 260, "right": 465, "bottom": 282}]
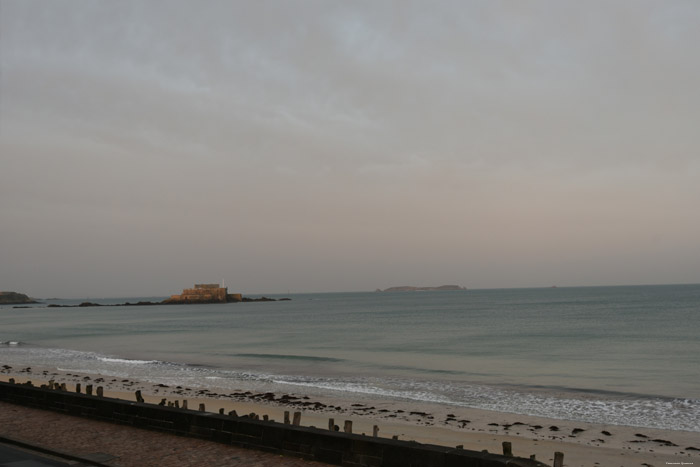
[
  {"left": 163, "top": 283, "right": 286, "bottom": 304},
  {"left": 377, "top": 285, "right": 466, "bottom": 292},
  {"left": 0, "top": 291, "right": 39, "bottom": 305},
  {"left": 39, "top": 283, "right": 290, "bottom": 308}
]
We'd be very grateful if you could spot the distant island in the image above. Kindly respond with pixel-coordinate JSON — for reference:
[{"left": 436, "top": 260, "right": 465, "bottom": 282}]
[
  {"left": 0, "top": 291, "right": 38, "bottom": 305},
  {"left": 4, "top": 284, "right": 289, "bottom": 309},
  {"left": 377, "top": 285, "right": 466, "bottom": 292},
  {"left": 162, "top": 283, "right": 287, "bottom": 304}
]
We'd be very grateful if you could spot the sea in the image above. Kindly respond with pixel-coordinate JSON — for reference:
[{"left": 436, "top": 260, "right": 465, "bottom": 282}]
[{"left": 1, "top": 284, "right": 698, "bottom": 432}]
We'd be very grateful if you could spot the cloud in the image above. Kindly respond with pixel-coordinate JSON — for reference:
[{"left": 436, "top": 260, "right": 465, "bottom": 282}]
[{"left": 1, "top": 1, "right": 699, "bottom": 295}]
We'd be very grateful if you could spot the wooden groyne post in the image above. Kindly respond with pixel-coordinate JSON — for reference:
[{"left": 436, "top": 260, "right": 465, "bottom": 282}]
[
  {"left": 553, "top": 451, "right": 564, "bottom": 467},
  {"left": 502, "top": 441, "right": 512, "bottom": 456}
]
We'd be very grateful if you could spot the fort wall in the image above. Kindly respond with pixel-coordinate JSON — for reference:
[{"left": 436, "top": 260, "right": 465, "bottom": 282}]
[{"left": 165, "top": 284, "right": 229, "bottom": 303}]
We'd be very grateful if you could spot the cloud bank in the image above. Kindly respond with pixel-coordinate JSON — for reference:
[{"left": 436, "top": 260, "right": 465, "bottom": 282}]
[{"left": 1, "top": 1, "right": 699, "bottom": 297}]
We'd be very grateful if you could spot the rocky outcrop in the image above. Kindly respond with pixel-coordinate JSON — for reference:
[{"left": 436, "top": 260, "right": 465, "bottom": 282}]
[
  {"left": 379, "top": 285, "right": 466, "bottom": 292},
  {"left": 0, "top": 292, "right": 38, "bottom": 305},
  {"left": 44, "top": 297, "right": 290, "bottom": 308}
]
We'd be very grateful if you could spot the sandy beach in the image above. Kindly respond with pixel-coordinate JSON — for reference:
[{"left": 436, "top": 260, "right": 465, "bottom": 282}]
[{"left": 1, "top": 365, "right": 697, "bottom": 467}]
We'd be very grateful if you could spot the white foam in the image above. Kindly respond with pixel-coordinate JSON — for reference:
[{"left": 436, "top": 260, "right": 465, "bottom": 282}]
[
  {"left": 98, "top": 357, "right": 158, "bottom": 365},
  {"left": 275, "top": 379, "right": 451, "bottom": 404}
]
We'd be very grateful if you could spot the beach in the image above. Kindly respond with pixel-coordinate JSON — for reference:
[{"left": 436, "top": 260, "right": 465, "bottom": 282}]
[{"left": 2, "top": 366, "right": 697, "bottom": 467}]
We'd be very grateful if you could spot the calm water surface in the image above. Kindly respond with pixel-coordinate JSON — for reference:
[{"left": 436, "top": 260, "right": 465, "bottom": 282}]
[{"left": 1, "top": 285, "right": 698, "bottom": 431}]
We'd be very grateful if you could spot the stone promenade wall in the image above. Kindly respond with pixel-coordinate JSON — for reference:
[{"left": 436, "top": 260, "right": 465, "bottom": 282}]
[{"left": 0, "top": 381, "right": 547, "bottom": 467}]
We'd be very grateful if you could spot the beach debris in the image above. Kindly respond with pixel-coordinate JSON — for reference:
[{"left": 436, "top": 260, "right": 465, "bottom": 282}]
[
  {"left": 635, "top": 433, "right": 648, "bottom": 438},
  {"left": 549, "top": 425, "right": 560, "bottom": 431},
  {"left": 686, "top": 446, "right": 700, "bottom": 451},
  {"left": 651, "top": 438, "right": 678, "bottom": 446},
  {"left": 601, "top": 430, "right": 611, "bottom": 436},
  {"left": 571, "top": 428, "right": 585, "bottom": 435}
]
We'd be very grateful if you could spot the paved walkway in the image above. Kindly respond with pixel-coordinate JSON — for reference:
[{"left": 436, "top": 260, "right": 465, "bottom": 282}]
[{"left": 0, "top": 402, "right": 329, "bottom": 466}]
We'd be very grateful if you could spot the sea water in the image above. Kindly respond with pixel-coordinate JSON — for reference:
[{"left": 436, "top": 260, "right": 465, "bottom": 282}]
[{"left": 1, "top": 284, "right": 698, "bottom": 432}]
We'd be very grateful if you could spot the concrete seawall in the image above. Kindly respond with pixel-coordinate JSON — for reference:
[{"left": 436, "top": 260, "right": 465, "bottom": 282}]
[{"left": 0, "top": 381, "right": 548, "bottom": 467}]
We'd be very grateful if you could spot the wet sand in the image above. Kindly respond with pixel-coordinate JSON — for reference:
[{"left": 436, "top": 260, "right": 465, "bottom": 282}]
[{"left": 1, "top": 365, "right": 698, "bottom": 466}]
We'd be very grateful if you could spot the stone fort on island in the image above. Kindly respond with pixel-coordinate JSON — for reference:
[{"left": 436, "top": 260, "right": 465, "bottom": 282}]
[{"left": 164, "top": 284, "right": 242, "bottom": 304}]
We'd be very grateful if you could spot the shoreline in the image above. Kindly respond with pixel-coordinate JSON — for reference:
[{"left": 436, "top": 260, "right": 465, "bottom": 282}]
[{"left": 1, "top": 365, "right": 697, "bottom": 466}]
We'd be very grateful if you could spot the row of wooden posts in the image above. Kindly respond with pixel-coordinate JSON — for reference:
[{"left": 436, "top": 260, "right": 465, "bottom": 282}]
[
  {"left": 13, "top": 379, "right": 564, "bottom": 467},
  {"left": 151, "top": 394, "right": 564, "bottom": 466}
]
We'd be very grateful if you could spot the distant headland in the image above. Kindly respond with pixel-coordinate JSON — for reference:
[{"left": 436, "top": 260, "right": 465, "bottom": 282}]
[
  {"left": 377, "top": 285, "right": 466, "bottom": 292},
  {"left": 0, "top": 292, "right": 38, "bottom": 305}
]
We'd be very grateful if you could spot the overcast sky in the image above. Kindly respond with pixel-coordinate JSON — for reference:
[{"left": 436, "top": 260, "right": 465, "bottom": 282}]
[{"left": 1, "top": 1, "right": 699, "bottom": 298}]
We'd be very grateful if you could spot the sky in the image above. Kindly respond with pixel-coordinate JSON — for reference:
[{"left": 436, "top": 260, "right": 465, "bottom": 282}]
[{"left": 1, "top": 1, "right": 699, "bottom": 298}]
